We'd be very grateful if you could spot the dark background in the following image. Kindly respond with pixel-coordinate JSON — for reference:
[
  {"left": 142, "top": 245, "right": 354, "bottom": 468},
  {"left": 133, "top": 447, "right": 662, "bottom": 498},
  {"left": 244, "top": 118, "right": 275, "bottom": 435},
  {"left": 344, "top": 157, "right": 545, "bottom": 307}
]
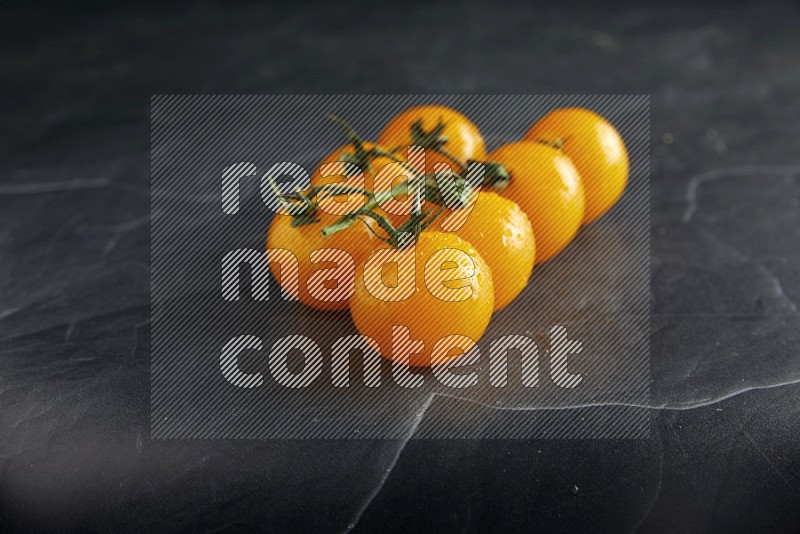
[{"left": 2, "top": 0, "right": 800, "bottom": 532}]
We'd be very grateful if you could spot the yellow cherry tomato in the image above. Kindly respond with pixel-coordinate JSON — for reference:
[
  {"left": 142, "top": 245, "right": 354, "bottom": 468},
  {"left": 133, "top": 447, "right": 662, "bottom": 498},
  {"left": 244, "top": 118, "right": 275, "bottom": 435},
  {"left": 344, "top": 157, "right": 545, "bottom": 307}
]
[
  {"left": 378, "top": 105, "right": 486, "bottom": 174},
  {"left": 488, "top": 141, "right": 584, "bottom": 263},
  {"left": 350, "top": 231, "right": 494, "bottom": 367},
  {"left": 266, "top": 210, "right": 379, "bottom": 312},
  {"left": 432, "top": 191, "right": 535, "bottom": 311},
  {"left": 525, "top": 108, "right": 628, "bottom": 224}
]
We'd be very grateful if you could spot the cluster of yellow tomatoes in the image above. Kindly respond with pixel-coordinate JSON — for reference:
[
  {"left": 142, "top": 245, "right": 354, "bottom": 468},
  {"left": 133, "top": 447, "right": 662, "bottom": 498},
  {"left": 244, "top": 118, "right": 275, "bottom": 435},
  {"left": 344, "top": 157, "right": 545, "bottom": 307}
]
[{"left": 267, "top": 105, "right": 629, "bottom": 368}]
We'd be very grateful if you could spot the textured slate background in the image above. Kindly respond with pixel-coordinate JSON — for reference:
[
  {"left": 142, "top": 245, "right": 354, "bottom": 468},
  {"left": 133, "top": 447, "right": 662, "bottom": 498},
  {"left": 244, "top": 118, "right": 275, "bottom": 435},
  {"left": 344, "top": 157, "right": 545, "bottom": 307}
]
[{"left": 2, "top": 1, "right": 800, "bottom": 532}]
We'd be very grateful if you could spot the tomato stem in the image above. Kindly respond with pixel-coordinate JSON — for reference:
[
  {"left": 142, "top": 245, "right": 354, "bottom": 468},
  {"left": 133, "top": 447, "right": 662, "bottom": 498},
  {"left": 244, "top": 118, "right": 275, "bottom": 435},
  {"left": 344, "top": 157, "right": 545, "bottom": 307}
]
[
  {"left": 319, "top": 180, "right": 408, "bottom": 238},
  {"left": 318, "top": 179, "right": 448, "bottom": 248},
  {"left": 402, "top": 117, "right": 512, "bottom": 191},
  {"left": 269, "top": 113, "right": 510, "bottom": 244},
  {"left": 482, "top": 161, "right": 511, "bottom": 190},
  {"left": 327, "top": 114, "right": 407, "bottom": 174}
]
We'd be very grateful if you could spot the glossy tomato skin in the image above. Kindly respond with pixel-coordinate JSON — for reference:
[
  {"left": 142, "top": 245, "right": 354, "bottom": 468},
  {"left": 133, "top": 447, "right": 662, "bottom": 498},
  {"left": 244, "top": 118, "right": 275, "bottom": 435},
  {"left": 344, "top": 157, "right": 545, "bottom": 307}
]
[
  {"left": 266, "top": 211, "right": 379, "bottom": 311},
  {"left": 488, "top": 141, "right": 585, "bottom": 263},
  {"left": 433, "top": 192, "right": 535, "bottom": 311},
  {"left": 378, "top": 105, "right": 486, "bottom": 174},
  {"left": 525, "top": 108, "right": 628, "bottom": 224},
  {"left": 350, "top": 231, "right": 494, "bottom": 367}
]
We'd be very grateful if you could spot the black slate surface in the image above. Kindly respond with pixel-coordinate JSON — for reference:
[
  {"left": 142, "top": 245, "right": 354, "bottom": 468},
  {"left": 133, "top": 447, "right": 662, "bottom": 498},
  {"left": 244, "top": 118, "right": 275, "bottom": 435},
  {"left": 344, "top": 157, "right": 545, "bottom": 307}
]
[{"left": 2, "top": 1, "right": 800, "bottom": 532}]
